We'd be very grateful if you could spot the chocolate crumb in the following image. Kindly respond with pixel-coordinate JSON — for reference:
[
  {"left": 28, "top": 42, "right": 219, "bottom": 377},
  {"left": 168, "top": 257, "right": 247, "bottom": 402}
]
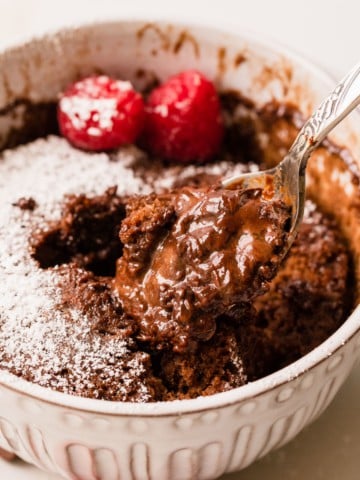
[{"left": 13, "top": 197, "right": 37, "bottom": 211}]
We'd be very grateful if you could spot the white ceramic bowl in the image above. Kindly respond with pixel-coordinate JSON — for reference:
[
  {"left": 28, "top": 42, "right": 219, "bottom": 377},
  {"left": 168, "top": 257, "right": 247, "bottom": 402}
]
[{"left": 0, "top": 20, "right": 359, "bottom": 480}]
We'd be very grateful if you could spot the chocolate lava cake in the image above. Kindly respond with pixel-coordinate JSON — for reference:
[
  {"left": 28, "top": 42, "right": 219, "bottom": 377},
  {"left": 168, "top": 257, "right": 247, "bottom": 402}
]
[{"left": 0, "top": 86, "right": 353, "bottom": 402}]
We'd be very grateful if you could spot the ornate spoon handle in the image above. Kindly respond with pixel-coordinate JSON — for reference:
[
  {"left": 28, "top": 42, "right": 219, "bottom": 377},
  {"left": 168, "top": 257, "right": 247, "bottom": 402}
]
[
  {"left": 279, "top": 62, "right": 360, "bottom": 238},
  {"left": 288, "top": 62, "right": 360, "bottom": 173}
]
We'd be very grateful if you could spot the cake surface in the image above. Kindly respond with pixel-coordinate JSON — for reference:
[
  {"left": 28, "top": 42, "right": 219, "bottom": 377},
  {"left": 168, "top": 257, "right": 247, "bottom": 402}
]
[{"left": 0, "top": 94, "right": 352, "bottom": 401}]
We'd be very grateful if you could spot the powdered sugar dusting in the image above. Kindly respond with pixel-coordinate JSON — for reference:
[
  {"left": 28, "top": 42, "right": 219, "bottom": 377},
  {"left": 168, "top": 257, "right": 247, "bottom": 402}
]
[
  {"left": 0, "top": 136, "right": 154, "bottom": 400},
  {"left": 0, "top": 135, "right": 253, "bottom": 400}
]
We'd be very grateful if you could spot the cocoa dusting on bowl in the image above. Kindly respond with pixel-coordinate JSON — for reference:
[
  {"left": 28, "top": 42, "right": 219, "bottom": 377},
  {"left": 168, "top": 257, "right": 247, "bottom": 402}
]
[
  {"left": 0, "top": 99, "right": 58, "bottom": 150},
  {"left": 173, "top": 30, "right": 200, "bottom": 58},
  {"left": 0, "top": 92, "right": 353, "bottom": 402}
]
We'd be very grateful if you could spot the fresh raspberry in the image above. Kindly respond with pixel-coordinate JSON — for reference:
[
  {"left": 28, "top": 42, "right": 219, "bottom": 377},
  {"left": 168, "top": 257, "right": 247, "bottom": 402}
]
[
  {"left": 143, "top": 70, "right": 224, "bottom": 163},
  {"left": 58, "top": 75, "right": 145, "bottom": 151}
]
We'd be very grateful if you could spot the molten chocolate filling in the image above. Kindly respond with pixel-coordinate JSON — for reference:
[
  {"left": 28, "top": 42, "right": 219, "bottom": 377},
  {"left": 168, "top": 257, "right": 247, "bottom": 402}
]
[{"left": 117, "top": 186, "right": 290, "bottom": 351}]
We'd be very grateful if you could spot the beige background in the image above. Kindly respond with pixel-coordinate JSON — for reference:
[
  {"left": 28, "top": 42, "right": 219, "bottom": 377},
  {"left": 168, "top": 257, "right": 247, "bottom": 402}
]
[{"left": 0, "top": 0, "right": 359, "bottom": 478}]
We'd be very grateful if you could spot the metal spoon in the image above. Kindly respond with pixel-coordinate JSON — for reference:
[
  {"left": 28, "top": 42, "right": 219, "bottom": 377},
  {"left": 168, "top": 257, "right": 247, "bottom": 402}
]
[{"left": 223, "top": 62, "right": 360, "bottom": 249}]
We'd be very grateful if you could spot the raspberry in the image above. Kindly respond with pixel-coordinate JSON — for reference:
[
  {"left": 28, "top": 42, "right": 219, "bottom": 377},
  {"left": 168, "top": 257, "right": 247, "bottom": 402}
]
[
  {"left": 143, "top": 70, "right": 224, "bottom": 163},
  {"left": 58, "top": 75, "right": 145, "bottom": 151}
]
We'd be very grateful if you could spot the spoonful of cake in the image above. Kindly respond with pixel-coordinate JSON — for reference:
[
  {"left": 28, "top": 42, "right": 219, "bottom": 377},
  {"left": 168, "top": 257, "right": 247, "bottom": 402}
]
[{"left": 223, "top": 61, "right": 360, "bottom": 251}]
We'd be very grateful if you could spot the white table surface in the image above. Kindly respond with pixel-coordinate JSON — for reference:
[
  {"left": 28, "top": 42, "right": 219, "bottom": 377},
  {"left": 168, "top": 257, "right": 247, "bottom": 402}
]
[{"left": 0, "top": 0, "right": 359, "bottom": 478}]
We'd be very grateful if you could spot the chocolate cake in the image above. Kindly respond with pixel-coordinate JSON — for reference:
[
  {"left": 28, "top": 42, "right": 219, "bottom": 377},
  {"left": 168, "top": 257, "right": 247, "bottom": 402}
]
[{"left": 0, "top": 92, "right": 352, "bottom": 402}]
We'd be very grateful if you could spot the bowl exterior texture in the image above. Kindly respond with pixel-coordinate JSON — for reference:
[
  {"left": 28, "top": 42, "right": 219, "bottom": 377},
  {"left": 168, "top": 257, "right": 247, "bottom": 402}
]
[
  {"left": 0, "top": 21, "right": 359, "bottom": 480},
  {"left": 0, "top": 335, "right": 359, "bottom": 479}
]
